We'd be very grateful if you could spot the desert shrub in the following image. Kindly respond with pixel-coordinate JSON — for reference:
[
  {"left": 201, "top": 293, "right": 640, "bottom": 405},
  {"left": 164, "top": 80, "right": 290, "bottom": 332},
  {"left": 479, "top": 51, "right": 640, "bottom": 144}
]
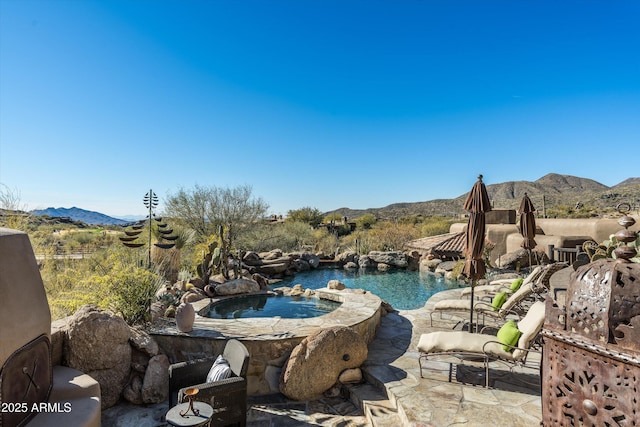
[
  {"left": 451, "top": 260, "right": 466, "bottom": 281},
  {"left": 286, "top": 207, "right": 324, "bottom": 227},
  {"left": 340, "top": 230, "right": 374, "bottom": 254},
  {"left": 100, "top": 264, "right": 161, "bottom": 325},
  {"left": 421, "top": 217, "right": 457, "bottom": 236},
  {"left": 43, "top": 246, "right": 161, "bottom": 324},
  {"left": 354, "top": 214, "right": 377, "bottom": 230},
  {"left": 367, "top": 221, "right": 421, "bottom": 251},
  {"left": 313, "top": 228, "right": 339, "bottom": 255},
  {"left": 234, "top": 221, "right": 315, "bottom": 253},
  {"left": 323, "top": 213, "right": 343, "bottom": 224},
  {"left": 547, "top": 204, "right": 598, "bottom": 219}
]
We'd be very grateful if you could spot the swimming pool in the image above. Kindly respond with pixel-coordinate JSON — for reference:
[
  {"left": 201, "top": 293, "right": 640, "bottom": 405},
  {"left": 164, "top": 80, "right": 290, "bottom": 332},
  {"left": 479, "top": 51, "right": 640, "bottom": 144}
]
[
  {"left": 276, "top": 268, "right": 463, "bottom": 310},
  {"left": 206, "top": 293, "right": 342, "bottom": 319}
]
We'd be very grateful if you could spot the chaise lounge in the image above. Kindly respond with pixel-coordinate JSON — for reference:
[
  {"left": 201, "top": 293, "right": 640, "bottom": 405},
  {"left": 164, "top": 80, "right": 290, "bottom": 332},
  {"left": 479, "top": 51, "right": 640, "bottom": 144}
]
[{"left": 419, "top": 300, "right": 546, "bottom": 388}]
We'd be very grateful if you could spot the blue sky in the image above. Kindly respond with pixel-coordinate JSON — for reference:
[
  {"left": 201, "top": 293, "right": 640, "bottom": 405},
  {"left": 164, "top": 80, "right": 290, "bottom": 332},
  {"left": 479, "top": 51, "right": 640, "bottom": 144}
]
[{"left": 1, "top": 1, "right": 639, "bottom": 218}]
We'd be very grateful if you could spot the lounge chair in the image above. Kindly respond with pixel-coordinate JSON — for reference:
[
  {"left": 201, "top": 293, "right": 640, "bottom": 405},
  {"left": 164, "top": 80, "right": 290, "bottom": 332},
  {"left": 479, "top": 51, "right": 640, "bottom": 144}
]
[
  {"left": 429, "top": 262, "right": 565, "bottom": 330},
  {"left": 418, "top": 300, "right": 545, "bottom": 387},
  {"left": 168, "top": 339, "right": 250, "bottom": 427},
  {"left": 459, "top": 265, "right": 544, "bottom": 298}
]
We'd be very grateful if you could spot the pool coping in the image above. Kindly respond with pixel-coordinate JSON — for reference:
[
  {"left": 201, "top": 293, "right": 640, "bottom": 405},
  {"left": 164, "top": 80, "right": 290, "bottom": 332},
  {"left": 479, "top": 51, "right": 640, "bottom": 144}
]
[{"left": 150, "top": 287, "right": 382, "bottom": 341}]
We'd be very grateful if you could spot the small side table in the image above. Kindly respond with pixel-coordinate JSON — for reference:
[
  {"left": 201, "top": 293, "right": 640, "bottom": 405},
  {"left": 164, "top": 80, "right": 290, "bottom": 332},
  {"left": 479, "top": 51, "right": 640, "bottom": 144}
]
[{"left": 166, "top": 401, "right": 214, "bottom": 427}]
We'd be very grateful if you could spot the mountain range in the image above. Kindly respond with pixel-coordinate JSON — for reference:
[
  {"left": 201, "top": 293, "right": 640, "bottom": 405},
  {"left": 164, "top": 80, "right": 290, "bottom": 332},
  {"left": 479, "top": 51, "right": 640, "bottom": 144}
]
[
  {"left": 28, "top": 174, "right": 640, "bottom": 225},
  {"left": 326, "top": 173, "right": 640, "bottom": 219},
  {"left": 30, "top": 207, "right": 131, "bottom": 226}
]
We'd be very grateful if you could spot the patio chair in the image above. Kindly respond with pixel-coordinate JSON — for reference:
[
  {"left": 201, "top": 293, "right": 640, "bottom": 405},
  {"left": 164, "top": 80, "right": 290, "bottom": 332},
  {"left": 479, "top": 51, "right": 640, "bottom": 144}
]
[
  {"left": 168, "top": 339, "right": 250, "bottom": 427},
  {"left": 459, "top": 265, "right": 544, "bottom": 299},
  {"left": 429, "top": 262, "right": 565, "bottom": 330},
  {"left": 418, "top": 300, "right": 545, "bottom": 388}
]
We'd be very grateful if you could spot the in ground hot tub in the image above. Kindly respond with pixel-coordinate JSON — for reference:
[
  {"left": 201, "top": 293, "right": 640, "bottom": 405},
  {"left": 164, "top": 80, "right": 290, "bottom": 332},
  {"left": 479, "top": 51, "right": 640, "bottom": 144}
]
[
  {"left": 206, "top": 293, "right": 342, "bottom": 319},
  {"left": 149, "top": 288, "right": 382, "bottom": 395}
]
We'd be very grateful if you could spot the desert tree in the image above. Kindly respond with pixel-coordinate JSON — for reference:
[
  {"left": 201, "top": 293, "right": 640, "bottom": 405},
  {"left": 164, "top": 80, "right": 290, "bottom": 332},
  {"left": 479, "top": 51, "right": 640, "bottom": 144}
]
[
  {"left": 286, "top": 206, "right": 324, "bottom": 227},
  {"left": 0, "top": 183, "right": 30, "bottom": 230},
  {"left": 165, "top": 184, "right": 269, "bottom": 248}
]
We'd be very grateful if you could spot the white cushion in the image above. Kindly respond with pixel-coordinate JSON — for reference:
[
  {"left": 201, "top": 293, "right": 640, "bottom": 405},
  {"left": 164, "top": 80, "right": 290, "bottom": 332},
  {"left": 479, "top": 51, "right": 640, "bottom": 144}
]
[
  {"left": 417, "top": 331, "right": 515, "bottom": 360},
  {"left": 513, "top": 301, "right": 545, "bottom": 360},
  {"left": 206, "top": 355, "right": 231, "bottom": 382}
]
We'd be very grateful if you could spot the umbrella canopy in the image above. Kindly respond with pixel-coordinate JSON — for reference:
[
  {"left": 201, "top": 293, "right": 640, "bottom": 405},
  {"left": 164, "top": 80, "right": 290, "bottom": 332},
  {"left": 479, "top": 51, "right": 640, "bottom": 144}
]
[
  {"left": 462, "top": 174, "right": 492, "bottom": 331},
  {"left": 518, "top": 193, "right": 537, "bottom": 250},
  {"left": 463, "top": 175, "right": 492, "bottom": 280}
]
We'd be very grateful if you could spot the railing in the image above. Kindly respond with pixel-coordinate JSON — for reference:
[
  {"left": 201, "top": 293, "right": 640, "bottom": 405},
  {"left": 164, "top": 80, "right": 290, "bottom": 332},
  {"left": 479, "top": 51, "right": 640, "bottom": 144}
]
[
  {"left": 34, "top": 248, "right": 96, "bottom": 261},
  {"left": 547, "top": 244, "right": 584, "bottom": 264}
]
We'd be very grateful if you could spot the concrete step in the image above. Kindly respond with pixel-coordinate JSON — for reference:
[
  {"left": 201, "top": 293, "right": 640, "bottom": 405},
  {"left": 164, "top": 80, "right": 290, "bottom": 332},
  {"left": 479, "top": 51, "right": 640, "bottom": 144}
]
[{"left": 347, "top": 383, "right": 402, "bottom": 427}]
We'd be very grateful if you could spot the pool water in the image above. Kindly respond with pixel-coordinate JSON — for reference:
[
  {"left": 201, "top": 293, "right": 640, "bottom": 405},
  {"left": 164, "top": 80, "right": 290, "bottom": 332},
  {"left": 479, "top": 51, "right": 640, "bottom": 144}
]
[
  {"left": 277, "top": 268, "right": 463, "bottom": 310},
  {"left": 207, "top": 294, "right": 342, "bottom": 319}
]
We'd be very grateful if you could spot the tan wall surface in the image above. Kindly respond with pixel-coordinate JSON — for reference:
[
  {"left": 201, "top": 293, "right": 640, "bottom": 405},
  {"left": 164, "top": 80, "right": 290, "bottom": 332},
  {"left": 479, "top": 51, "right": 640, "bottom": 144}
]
[{"left": 0, "top": 228, "right": 52, "bottom": 366}]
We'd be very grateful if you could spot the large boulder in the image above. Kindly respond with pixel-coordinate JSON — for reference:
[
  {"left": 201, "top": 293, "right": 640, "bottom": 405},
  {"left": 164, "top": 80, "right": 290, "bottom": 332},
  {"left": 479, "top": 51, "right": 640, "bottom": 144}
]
[
  {"left": 129, "top": 327, "right": 159, "bottom": 358},
  {"left": 327, "top": 280, "right": 345, "bottom": 290},
  {"left": 420, "top": 257, "right": 442, "bottom": 272},
  {"left": 280, "top": 326, "right": 367, "bottom": 401},
  {"left": 406, "top": 250, "right": 421, "bottom": 271},
  {"left": 64, "top": 305, "right": 132, "bottom": 409},
  {"left": 262, "top": 249, "right": 283, "bottom": 260},
  {"left": 141, "top": 354, "right": 170, "bottom": 404},
  {"left": 292, "top": 258, "right": 311, "bottom": 272},
  {"left": 242, "top": 251, "right": 262, "bottom": 266},
  {"left": 368, "top": 251, "right": 408, "bottom": 268},
  {"left": 336, "top": 250, "right": 358, "bottom": 264},
  {"left": 300, "top": 252, "right": 320, "bottom": 269},
  {"left": 215, "top": 278, "right": 261, "bottom": 295},
  {"left": 358, "top": 255, "right": 376, "bottom": 269}
]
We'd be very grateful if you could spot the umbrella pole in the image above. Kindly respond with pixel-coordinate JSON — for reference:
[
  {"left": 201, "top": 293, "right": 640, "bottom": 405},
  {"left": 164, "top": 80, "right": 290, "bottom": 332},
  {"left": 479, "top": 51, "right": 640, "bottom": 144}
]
[{"left": 469, "top": 280, "right": 475, "bottom": 333}]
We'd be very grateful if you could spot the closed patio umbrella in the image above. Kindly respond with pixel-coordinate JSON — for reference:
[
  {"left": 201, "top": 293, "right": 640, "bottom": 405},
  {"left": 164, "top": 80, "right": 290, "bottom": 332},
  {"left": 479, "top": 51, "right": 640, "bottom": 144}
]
[
  {"left": 462, "top": 174, "right": 492, "bottom": 331},
  {"left": 518, "top": 193, "right": 537, "bottom": 266}
]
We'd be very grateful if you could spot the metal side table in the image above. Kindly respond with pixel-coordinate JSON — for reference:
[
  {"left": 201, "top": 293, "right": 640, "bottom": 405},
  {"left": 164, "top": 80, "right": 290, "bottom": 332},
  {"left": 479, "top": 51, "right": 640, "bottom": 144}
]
[{"left": 166, "top": 401, "right": 214, "bottom": 427}]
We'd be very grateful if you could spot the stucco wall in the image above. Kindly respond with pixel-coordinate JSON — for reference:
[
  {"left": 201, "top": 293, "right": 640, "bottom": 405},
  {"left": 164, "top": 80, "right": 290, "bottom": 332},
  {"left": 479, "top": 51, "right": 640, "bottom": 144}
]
[{"left": 450, "top": 215, "right": 640, "bottom": 262}]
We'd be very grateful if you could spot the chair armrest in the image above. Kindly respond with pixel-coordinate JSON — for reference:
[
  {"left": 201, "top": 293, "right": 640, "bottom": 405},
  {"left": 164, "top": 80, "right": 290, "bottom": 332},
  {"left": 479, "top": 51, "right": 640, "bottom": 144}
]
[
  {"left": 482, "top": 340, "right": 542, "bottom": 362},
  {"left": 180, "top": 377, "right": 246, "bottom": 402},
  {"left": 168, "top": 358, "right": 214, "bottom": 407},
  {"left": 472, "top": 301, "right": 496, "bottom": 313},
  {"left": 179, "top": 377, "right": 247, "bottom": 410}
]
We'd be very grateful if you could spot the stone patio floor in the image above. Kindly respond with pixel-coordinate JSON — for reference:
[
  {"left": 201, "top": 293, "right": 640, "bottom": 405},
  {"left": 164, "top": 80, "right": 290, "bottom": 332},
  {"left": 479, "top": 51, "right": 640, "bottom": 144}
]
[{"left": 102, "top": 288, "right": 542, "bottom": 426}]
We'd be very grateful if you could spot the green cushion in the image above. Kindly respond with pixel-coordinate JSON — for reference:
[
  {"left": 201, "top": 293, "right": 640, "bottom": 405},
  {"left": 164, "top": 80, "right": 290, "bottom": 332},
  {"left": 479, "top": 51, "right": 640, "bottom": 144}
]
[
  {"left": 497, "top": 320, "right": 521, "bottom": 352},
  {"left": 510, "top": 277, "right": 524, "bottom": 292},
  {"left": 491, "top": 291, "right": 508, "bottom": 311}
]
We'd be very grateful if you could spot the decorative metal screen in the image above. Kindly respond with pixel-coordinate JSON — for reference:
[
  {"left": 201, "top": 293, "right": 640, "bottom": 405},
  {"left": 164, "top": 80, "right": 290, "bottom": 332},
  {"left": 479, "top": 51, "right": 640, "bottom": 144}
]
[
  {"left": 543, "top": 333, "right": 639, "bottom": 426},
  {"left": 542, "top": 259, "right": 640, "bottom": 426}
]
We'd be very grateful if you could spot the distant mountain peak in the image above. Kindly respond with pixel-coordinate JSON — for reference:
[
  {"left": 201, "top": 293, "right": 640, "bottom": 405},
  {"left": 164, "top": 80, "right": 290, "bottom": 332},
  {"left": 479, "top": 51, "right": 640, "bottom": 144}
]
[{"left": 30, "top": 207, "right": 128, "bottom": 226}]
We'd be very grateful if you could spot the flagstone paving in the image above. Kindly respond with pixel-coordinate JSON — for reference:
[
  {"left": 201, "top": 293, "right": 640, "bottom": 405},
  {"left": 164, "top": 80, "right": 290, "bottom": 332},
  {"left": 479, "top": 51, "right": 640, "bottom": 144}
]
[
  {"left": 359, "top": 288, "right": 543, "bottom": 426},
  {"left": 103, "top": 288, "right": 543, "bottom": 426}
]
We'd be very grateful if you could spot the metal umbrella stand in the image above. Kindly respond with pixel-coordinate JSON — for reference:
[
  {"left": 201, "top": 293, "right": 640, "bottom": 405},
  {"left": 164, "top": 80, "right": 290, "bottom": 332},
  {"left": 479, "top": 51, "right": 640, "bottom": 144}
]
[{"left": 462, "top": 174, "right": 492, "bottom": 332}]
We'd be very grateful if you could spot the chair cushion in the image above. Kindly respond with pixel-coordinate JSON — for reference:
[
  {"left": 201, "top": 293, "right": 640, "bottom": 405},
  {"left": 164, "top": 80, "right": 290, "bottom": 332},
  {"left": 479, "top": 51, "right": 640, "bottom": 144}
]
[
  {"left": 513, "top": 301, "right": 545, "bottom": 360},
  {"left": 417, "top": 331, "right": 514, "bottom": 360},
  {"left": 510, "top": 278, "right": 524, "bottom": 292},
  {"left": 206, "top": 355, "right": 231, "bottom": 382},
  {"left": 491, "top": 292, "right": 507, "bottom": 311},
  {"left": 434, "top": 299, "right": 471, "bottom": 311},
  {"left": 497, "top": 320, "right": 521, "bottom": 352}
]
